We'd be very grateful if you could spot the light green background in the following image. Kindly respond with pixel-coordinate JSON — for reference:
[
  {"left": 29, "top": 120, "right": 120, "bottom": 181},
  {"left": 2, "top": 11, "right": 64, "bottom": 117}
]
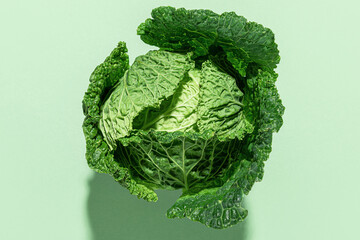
[{"left": 1, "top": 0, "right": 359, "bottom": 239}]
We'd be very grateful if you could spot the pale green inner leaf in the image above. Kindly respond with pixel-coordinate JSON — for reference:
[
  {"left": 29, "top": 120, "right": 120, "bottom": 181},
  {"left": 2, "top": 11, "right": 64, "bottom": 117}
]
[{"left": 133, "top": 69, "right": 201, "bottom": 132}]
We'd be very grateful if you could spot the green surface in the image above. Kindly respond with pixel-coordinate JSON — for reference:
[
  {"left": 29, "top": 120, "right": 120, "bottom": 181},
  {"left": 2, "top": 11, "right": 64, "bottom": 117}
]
[{"left": 1, "top": 0, "right": 359, "bottom": 239}]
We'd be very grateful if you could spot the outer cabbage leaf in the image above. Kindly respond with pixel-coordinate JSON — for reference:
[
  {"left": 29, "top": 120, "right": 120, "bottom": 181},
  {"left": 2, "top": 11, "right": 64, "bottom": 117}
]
[
  {"left": 117, "top": 130, "right": 239, "bottom": 193},
  {"left": 137, "top": 6, "right": 280, "bottom": 74},
  {"left": 242, "top": 69, "right": 285, "bottom": 167},
  {"left": 166, "top": 70, "right": 284, "bottom": 229},
  {"left": 82, "top": 42, "right": 157, "bottom": 202},
  {"left": 99, "top": 50, "right": 194, "bottom": 149}
]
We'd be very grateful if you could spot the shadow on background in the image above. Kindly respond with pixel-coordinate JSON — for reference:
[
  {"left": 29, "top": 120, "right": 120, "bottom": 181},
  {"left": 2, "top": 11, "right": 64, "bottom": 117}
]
[{"left": 87, "top": 173, "right": 248, "bottom": 240}]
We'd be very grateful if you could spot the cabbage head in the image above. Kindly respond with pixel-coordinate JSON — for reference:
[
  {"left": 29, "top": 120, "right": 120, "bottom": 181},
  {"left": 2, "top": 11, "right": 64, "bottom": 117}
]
[{"left": 82, "top": 6, "right": 284, "bottom": 229}]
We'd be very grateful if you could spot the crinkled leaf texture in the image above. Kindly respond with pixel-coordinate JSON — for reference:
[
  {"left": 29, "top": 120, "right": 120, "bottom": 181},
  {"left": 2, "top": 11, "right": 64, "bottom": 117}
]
[
  {"left": 167, "top": 69, "right": 284, "bottom": 229},
  {"left": 82, "top": 6, "right": 284, "bottom": 229},
  {"left": 137, "top": 6, "right": 280, "bottom": 74},
  {"left": 99, "top": 50, "right": 194, "bottom": 149},
  {"left": 82, "top": 42, "right": 158, "bottom": 202}
]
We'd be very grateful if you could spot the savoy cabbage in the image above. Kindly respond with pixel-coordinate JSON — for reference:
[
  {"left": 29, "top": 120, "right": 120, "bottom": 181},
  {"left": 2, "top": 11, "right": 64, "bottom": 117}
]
[{"left": 82, "top": 6, "right": 284, "bottom": 229}]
